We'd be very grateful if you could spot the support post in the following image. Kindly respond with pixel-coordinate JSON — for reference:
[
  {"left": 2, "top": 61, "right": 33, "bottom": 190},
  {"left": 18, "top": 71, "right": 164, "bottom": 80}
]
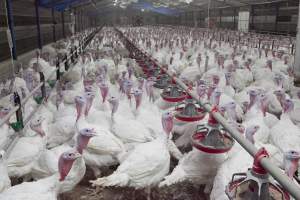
[
  {"left": 13, "top": 92, "right": 23, "bottom": 128},
  {"left": 185, "top": 12, "right": 188, "bottom": 26},
  {"left": 193, "top": 11, "right": 198, "bottom": 28},
  {"left": 74, "top": 9, "right": 77, "bottom": 33},
  {"left": 275, "top": 4, "right": 279, "bottom": 33},
  {"left": 294, "top": 1, "right": 300, "bottom": 83},
  {"left": 64, "top": 55, "right": 69, "bottom": 71},
  {"left": 79, "top": 10, "right": 81, "bottom": 31},
  {"left": 219, "top": 9, "right": 222, "bottom": 28},
  {"left": 208, "top": 0, "right": 211, "bottom": 28},
  {"left": 39, "top": 72, "right": 46, "bottom": 99},
  {"left": 61, "top": 11, "right": 65, "bottom": 38},
  {"left": 51, "top": 5, "right": 56, "bottom": 42},
  {"left": 233, "top": 8, "right": 237, "bottom": 30},
  {"left": 56, "top": 58, "right": 60, "bottom": 80},
  {"left": 250, "top": 5, "right": 254, "bottom": 31},
  {"left": 5, "top": 0, "right": 17, "bottom": 61},
  {"left": 35, "top": 0, "right": 42, "bottom": 49},
  {"left": 81, "top": 11, "right": 83, "bottom": 31}
]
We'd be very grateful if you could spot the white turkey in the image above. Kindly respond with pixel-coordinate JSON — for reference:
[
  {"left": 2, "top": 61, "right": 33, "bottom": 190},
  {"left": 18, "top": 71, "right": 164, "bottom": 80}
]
[
  {"left": 7, "top": 116, "right": 46, "bottom": 178},
  {"left": 0, "top": 150, "right": 11, "bottom": 193},
  {"left": 270, "top": 99, "right": 300, "bottom": 152},
  {"left": 0, "top": 150, "right": 85, "bottom": 200},
  {"left": 90, "top": 113, "right": 172, "bottom": 189},
  {"left": 210, "top": 125, "right": 282, "bottom": 200},
  {"left": 31, "top": 127, "right": 95, "bottom": 180},
  {"left": 74, "top": 94, "right": 128, "bottom": 176}
]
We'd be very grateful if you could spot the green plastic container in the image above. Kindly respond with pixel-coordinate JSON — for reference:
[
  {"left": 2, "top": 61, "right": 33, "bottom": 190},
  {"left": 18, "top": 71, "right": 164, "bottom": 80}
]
[
  {"left": 47, "top": 80, "right": 56, "bottom": 88},
  {"left": 34, "top": 96, "right": 44, "bottom": 104},
  {"left": 10, "top": 121, "right": 23, "bottom": 132}
]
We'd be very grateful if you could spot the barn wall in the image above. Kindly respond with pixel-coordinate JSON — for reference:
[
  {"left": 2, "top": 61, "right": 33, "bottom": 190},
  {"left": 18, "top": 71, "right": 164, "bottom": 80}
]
[
  {"left": 0, "top": 1, "right": 94, "bottom": 63},
  {"left": 178, "top": 0, "right": 299, "bottom": 36},
  {"left": 0, "top": 0, "right": 95, "bottom": 80},
  {"left": 99, "top": 0, "right": 299, "bottom": 36}
]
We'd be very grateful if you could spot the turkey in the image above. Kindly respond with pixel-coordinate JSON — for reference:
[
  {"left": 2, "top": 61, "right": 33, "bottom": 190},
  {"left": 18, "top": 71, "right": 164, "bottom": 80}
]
[
  {"left": 270, "top": 99, "right": 300, "bottom": 152},
  {"left": 74, "top": 94, "right": 128, "bottom": 176},
  {"left": 159, "top": 147, "right": 227, "bottom": 195},
  {"left": 210, "top": 125, "right": 282, "bottom": 200},
  {"left": 90, "top": 130, "right": 170, "bottom": 189},
  {"left": 7, "top": 116, "right": 46, "bottom": 178},
  {"left": 90, "top": 113, "right": 172, "bottom": 189},
  {"left": 31, "top": 128, "right": 96, "bottom": 180},
  {"left": 0, "top": 107, "right": 15, "bottom": 149},
  {"left": 0, "top": 150, "right": 11, "bottom": 193},
  {"left": 0, "top": 150, "right": 85, "bottom": 200}
]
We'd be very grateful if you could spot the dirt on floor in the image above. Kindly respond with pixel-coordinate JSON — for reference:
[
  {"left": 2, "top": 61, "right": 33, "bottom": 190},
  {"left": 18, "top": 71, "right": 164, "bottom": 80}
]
[
  {"left": 59, "top": 165, "right": 208, "bottom": 200},
  {"left": 59, "top": 181, "right": 208, "bottom": 200}
]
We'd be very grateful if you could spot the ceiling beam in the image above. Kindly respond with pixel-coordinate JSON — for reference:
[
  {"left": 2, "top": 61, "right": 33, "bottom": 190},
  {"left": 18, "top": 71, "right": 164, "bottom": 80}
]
[{"left": 213, "top": 0, "right": 248, "bottom": 7}]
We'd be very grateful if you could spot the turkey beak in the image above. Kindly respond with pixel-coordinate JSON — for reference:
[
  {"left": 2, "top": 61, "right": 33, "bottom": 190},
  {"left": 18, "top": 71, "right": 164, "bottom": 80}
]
[
  {"left": 74, "top": 152, "right": 82, "bottom": 159},
  {"left": 90, "top": 129, "right": 97, "bottom": 137},
  {"left": 40, "top": 117, "right": 46, "bottom": 122}
]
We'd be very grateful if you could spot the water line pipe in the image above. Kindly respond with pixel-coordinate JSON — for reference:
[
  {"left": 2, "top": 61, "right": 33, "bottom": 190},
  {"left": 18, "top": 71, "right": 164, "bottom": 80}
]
[{"left": 115, "top": 28, "right": 300, "bottom": 199}]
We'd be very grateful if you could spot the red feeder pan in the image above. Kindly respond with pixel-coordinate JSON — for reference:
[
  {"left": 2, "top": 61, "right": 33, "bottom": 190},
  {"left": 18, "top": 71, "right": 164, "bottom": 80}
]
[
  {"left": 161, "top": 85, "right": 187, "bottom": 102},
  {"left": 174, "top": 99, "right": 205, "bottom": 122},
  {"left": 191, "top": 110, "right": 234, "bottom": 154},
  {"left": 154, "top": 74, "right": 170, "bottom": 89},
  {"left": 192, "top": 126, "right": 234, "bottom": 154},
  {"left": 225, "top": 148, "right": 290, "bottom": 200}
]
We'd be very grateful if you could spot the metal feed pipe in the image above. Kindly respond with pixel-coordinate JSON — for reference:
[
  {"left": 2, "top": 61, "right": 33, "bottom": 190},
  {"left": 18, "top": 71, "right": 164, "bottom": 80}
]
[
  {"left": 0, "top": 26, "right": 103, "bottom": 157},
  {"left": 115, "top": 28, "right": 300, "bottom": 200}
]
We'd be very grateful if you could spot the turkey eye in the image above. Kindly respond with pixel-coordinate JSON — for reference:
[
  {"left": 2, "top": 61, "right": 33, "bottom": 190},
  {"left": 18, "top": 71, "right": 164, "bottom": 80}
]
[{"left": 68, "top": 153, "right": 72, "bottom": 157}]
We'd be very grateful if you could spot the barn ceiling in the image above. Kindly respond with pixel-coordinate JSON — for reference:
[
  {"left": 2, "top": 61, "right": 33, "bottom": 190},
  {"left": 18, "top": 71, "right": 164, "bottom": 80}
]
[{"left": 39, "top": 0, "right": 297, "bottom": 15}]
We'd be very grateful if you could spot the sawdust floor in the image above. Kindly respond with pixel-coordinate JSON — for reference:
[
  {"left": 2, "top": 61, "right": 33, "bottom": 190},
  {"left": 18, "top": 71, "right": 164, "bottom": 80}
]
[{"left": 59, "top": 159, "right": 208, "bottom": 200}]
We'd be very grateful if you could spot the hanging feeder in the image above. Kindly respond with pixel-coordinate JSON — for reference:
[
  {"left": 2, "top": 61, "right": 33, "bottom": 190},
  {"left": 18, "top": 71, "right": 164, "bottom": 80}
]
[
  {"left": 154, "top": 74, "right": 170, "bottom": 89},
  {"left": 161, "top": 84, "right": 187, "bottom": 103},
  {"left": 225, "top": 148, "right": 290, "bottom": 200},
  {"left": 191, "top": 108, "right": 235, "bottom": 154},
  {"left": 174, "top": 95, "right": 205, "bottom": 122},
  {"left": 143, "top": 66, "right": 161, "bottom": 78},
  {"left": 136, "top": 58, "right": 145, "bottom": 66},
  {"left": 140, "top": 62, "right": 151, "bottom": 70}
]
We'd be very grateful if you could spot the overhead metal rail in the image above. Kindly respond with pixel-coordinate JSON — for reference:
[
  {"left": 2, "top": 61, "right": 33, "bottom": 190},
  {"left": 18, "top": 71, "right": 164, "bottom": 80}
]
[
  {"left": 115, "top": 27, "right": 300, "bottom": 200},
  {"left": 0, "top": 26, "right": 103, "bottom": 156}
]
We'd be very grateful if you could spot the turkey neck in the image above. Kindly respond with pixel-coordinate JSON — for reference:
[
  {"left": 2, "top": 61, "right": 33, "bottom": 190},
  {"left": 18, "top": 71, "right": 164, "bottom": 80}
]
[{"left": 57, "top": 157, "right": 86, "bottom": 194}]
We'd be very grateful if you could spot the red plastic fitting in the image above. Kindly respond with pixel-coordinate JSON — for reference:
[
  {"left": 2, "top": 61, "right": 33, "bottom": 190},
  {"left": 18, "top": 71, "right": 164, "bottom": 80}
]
[
  {"left": 252, "top": 147, "right": 269, "bottom": 175},
  {"left": 208, "top": 106, "right": 219, "bottom": 125}
]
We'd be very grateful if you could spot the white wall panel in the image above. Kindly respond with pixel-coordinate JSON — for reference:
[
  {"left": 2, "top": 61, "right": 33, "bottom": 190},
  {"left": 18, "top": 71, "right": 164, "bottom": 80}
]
[{"left": 238, "top": 11, "right": 249, "bottom": 32}]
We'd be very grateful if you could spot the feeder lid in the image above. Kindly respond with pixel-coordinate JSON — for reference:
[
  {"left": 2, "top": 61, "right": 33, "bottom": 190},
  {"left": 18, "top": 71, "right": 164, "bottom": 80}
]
[
  {"left": 146, "top": 68, "right": 160, "bottom": 77},
  {"left": 175, "top": 102, "right": 205, "bottom": 122},
  {"left": 161, "top": 85, "right": 186, "bottom": 102},
  {"left": 192, "top": 124, "right": 234, "bottom": 154},
  {"left": 154, "top": 74, "right": 170, "bottom": 89}
]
